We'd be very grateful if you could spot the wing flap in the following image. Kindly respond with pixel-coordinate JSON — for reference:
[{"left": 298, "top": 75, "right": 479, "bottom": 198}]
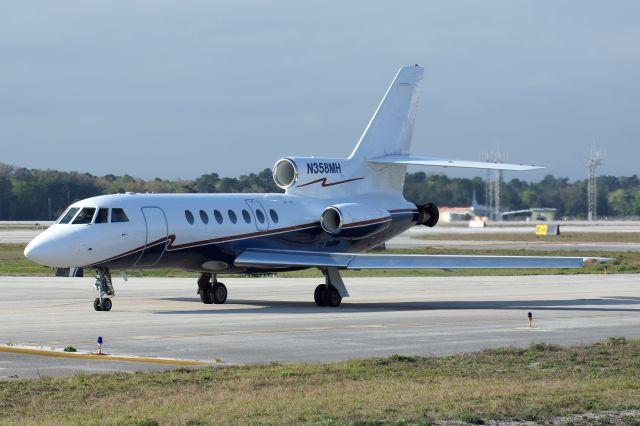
[
  {"left": 369, "top": 154, "right": 543, "bottom": 171},
  {"left": 236, "top": 250, "right": 351, "bottom": 268},
  {"left": 234, "top": 249, "right": 608, "bottom": 270}
]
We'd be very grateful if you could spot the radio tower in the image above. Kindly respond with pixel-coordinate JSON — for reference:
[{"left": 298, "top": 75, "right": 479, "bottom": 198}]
[
  {"left": 586, "top": 147, "right": 604, "bottom": 221},
  {"left": 483, "top": 148, "right": 505, "bottom": 221}
]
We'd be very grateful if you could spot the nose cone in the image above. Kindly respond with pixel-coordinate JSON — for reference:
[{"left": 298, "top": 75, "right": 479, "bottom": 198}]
[
  {"left": 24, "top": 235, "right": 56, "bottom": 267},
  {"left": 24, "top": 230, "right": 72, "bottom": 268}
]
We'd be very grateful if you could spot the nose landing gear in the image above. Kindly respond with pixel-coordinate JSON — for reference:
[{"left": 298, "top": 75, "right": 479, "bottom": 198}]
[{"left": 93, "top": 267, "right": 114, "bottom": 311}]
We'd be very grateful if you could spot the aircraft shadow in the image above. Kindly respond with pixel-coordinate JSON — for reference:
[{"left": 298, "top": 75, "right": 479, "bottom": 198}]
[{"left": 155, "top": 296, "right": 640, "bottom": 315}]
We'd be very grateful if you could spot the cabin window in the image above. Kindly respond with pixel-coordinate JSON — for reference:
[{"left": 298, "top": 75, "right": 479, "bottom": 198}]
[
  {"left": 256, "top": 209, "right": 266, "bottom": 224},
  {"left": 269, "top": 209, "right": 279, "bottom": 223},
  {"left": 242, "top": 209, "right": 252, "bottom": 224},
  {"left": 213, "top": 209, "right": 223, "bottom": 224},
  {"left": 199, "top": 210, "right": 209, "bottom": 224},
  {"left": 111, "top": 208, "right": 129, "bottom": 223},
  {"left": 228, "top": 210, "right": 237, "bottom": 224},
  {"left": 94, "top": 208, "right": 109, "bottom": 224},
  {"left": 57, "top": 207, "right": 79, "bottom": 224},
  {"left": 72, "top": 208, "right": 96, "bottom": 224},
  {"left": 185, "top": 210, "right": 195, "bottom": 225}
]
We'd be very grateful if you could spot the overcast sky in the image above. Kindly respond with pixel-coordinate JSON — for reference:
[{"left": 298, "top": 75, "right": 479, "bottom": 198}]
[{"left": 1, "top": 1, "right": 638, "bottom": 181}]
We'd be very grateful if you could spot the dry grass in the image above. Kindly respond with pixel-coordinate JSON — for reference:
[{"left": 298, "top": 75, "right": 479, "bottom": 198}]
[
  {"left": 0, "top": 244, "right": 52, "bottom": 276},
  {"left": 2, "top": 339, "right": 640, "bottom": 425},
  {"left": 3, "top": 242, "right": 640, "bottom": 278}
]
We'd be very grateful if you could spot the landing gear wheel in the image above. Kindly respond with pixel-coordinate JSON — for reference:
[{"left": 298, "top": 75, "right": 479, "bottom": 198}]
[
  {"left": 102, "top": 298, "right": 112, "bottom": 311},
  {"left": 314, "top": 284, "right": 327, "bottom": 307},
  {"left": 198, "top": 273, "right": 213, "bottom": 304},
  {"left": 93, "top": 297, "right": 112, "bottom": 311},
  {"left": 93, "top": 268, "right": 115, "bottom": 312},
  {"left": 200, "top": 289, "right": 213, "bottom": 304},
  {"left": 323, "top": 285, "right": 342, "bottom": 307},
  {"left": 210, "top": 282, "right": 227, "bottom": 304}
]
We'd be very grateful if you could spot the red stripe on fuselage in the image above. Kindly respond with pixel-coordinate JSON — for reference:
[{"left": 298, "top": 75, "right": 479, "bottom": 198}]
[{"left": 296, "top": 177, "right": 364, "bottom": 188}]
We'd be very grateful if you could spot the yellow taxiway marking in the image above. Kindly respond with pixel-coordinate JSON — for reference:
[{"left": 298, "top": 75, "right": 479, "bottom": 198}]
[{"left": 0, "top": 345, "right": 209, "bottom": 366}]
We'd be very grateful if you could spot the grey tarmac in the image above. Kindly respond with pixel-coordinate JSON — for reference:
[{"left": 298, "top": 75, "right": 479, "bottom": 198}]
[
  {"left": 386, "top": 222, "right": 640, "bottom": 251},
  {"left": 1, "top": 274, "right": 639, "bottom": 378}
]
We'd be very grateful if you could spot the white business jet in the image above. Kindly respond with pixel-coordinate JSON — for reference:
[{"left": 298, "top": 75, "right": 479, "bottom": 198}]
[{"left": 25, "top": 65, "right": 599, "bottom": 311}]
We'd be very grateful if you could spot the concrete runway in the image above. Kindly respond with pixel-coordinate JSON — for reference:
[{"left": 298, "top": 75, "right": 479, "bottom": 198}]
[
  {"left": 1, "top": 274, "right": 640, "bottom": 378},
  {"left": 386, "top": 224, "right": 640, "bottom": 251},
  {"left": 0, "top": 229, "right": 43, "bottom": 244}
]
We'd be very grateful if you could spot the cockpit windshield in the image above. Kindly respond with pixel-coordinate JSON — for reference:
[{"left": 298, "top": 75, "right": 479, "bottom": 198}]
[
  {"left": 111, "top": 208, "right": 129, "bottom": 223},
  {"left": 57, "top": 207, "right": 80, "bottom": 224},
  {"left": 72, "top": 208, "right": 96, "bottom": 224},
  {"left": 95, "top": 208, "right": 109, "bottom": 224},
  {"left": 56, "top": 207, "right": 129, "bottom": 225}
]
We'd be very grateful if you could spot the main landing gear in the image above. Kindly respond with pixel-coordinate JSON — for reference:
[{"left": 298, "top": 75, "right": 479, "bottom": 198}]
[
  {"left": 314, "top": 267, "right": 349, "bottom": 307},
  {"left": 197, "top": 273, "right": 228, "bottom": 304},
  {"left": 93, "top": 267, "right": 115, "bottom": 311},
  {"left": 195, "top": 269, "right": 347, "bottom": 307}
]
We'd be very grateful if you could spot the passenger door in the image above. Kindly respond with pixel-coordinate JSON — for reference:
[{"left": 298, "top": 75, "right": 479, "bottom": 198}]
[
  {"left": 135, "top": 207, "right": 168, "bottom": 267},
  {"left": 245, "top": 199, "right": 269, "bottom": 231}
]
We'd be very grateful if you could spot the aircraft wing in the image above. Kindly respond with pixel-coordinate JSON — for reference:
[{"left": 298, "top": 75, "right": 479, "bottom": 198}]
[
  {"left": 235, "top": 249, "right": 610, "bottom": 270},
  {"left": 369, "top": 154, "right": 543, "bottom": 171}
]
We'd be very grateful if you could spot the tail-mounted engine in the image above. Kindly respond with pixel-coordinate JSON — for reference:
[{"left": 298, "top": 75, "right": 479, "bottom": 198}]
[
  {"left": 272, "top": 158, "right": 299, "bottom": 189},
  {"left": 416, "top": 202, "right": 439, "bottom": 227},
  {"left": 320, "top": 203, "right": 391, "bottom": 240},
  {"left": 272, "top": 157, "right": 356, "bottom": 196}
]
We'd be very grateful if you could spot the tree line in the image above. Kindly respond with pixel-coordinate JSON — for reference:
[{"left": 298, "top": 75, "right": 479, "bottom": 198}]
[{"left": 0, "top": 162, "right": 639, "bottom": 220}]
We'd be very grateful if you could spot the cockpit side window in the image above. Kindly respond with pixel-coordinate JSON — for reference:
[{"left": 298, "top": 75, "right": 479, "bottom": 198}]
[
  {"left": 72, "top": 208, "right": 96, "bottom": 224},
  {"left": 57, "top": 207, "right": 80, "bottom": 224},
  {"left": 111, "top": 208, "right": 129, "bottom": 223},
  {"left": 94, "top": 208, "right": 109, "bottom": 224}
]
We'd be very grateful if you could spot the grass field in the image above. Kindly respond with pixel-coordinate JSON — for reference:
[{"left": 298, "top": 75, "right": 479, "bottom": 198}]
[
  {"left": 2, "top": 243, "right": 639, "bottom": 278},
  {"left": 1, "top": 339, "right": 640, "bottom": 425}
]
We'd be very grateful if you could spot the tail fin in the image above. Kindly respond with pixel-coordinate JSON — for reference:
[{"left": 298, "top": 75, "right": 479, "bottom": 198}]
[{"left": 349, "top": 65, "right": 423, "bottom": 160}]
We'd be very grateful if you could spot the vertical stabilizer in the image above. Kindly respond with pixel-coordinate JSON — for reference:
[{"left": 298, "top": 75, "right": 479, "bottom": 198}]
[
  {"left": 349, "top": 65, "right": 423, "bottom": 160},
  {"left": 281, "top": 66, "right": 425, "bottom": 199}
]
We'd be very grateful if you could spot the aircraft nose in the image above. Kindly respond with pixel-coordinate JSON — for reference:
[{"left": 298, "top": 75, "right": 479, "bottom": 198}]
[
  {"left": 24, "top": 235, "right": 62, "bottom": 267},
  {"left": 25, "top": 237, "right": 47, "bottom": 265}
]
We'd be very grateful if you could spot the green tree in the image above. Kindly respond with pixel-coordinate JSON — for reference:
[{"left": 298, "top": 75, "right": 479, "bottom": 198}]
[{"left": 608, "top": 189, "right": 633, "bottom": 217}]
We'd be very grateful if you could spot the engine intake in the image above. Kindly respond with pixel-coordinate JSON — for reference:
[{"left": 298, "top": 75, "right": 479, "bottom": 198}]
[
  {"left": 320, "top": 203, "right": 391, "bottom": 240},
  {"left": 416, "top": 202, "right": 439, "bottom": 227}
]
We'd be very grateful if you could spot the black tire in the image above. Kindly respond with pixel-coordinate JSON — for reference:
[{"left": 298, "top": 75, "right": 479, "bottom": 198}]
[
  {"left": 93, "top": 298, "right": 102, "bottom": 311},
  {"left": 314, "top": 284, "right": 327, "bottom": 306},
  {"left": 200, "top": 288, "right": 213, "bottom": 304},
  {"left": 323, "top": 286, "right": 342, "bottom": 307},
  {"left": 211, "top": 282, "right": 227, "bottom": 304},
  {"left": 102, "top": 298, "right": 112, "bottom": 311}
]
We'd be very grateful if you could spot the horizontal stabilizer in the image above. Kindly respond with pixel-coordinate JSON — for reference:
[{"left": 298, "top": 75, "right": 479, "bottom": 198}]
[
  {"left": 235, "top": 249, "right": 611, "bottom": 270},
  {"left": 369, "top": 155, "right": 543, "bottom": 171}
]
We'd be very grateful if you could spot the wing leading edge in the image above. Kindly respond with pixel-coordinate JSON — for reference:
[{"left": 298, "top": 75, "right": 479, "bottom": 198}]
[{"left": 234, "top": 249, "right": 610, "bottom": 270}]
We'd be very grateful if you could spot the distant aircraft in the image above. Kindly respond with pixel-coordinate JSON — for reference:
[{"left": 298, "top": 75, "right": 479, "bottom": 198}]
[
  {"left": 24, "top": 65, "right": 602, "bottom": 311},
  {"left": 470, "top": 189, "right": 492, "bottom": 218}
]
